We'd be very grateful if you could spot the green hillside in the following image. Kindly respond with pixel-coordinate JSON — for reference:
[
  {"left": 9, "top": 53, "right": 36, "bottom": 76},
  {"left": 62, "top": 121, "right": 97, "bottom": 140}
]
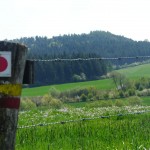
[
  {"left": 15, "top": 31, "right": 150, "bottom": 84},
  {"left": 22, "top": 79, "right": 113, "bottom": 96},
  {"left": 118, "top": 63, "right": 150, "bottom": 79},
  {"left": 22, "top": 63, "right": 150, "bottom": 97}
]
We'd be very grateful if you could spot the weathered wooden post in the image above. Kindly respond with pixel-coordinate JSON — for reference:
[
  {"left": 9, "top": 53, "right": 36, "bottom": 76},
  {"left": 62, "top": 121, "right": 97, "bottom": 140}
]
[{"left": 0, "top": 41, "right": 27, "bottom": 150}]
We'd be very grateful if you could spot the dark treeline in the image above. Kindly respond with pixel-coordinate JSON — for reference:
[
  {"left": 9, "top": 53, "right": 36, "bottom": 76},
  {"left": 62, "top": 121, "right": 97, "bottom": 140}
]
[
  {"left": 34, "top": 53, "right": 107, "bottom": 85},
  {"left": 12, "top": 31, "right": 150, "bottom": 85},
  {"left": 13, "top": 31, "right": 150, "bottom": 58}
]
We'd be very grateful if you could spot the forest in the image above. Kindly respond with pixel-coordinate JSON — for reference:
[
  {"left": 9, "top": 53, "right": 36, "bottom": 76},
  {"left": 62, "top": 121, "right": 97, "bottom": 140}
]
[{"left": 12, "top": 31, "right": 150, "bottom": 85}]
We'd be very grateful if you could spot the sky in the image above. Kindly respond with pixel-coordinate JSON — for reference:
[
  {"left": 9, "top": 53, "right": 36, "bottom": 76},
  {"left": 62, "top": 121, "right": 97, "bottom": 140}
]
[{"left": 0, "top": 0, "right": 150, "bottom": 41}]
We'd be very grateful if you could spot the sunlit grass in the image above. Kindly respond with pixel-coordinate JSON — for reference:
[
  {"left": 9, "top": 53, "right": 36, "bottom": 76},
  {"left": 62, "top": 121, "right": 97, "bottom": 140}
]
[
  {"left": 22, "top": 79, "right": 113, "bottom": 96},
  {"left": 16, "top": 106, "right": 150, "bottom": 150}
]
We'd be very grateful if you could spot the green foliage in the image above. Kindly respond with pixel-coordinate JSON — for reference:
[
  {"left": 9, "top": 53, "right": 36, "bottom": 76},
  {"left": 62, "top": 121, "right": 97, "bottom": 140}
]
[
  {"left": 119, "top": 91, "right": 125, "bottom": 98},
  {"left": 103, "top": 92, "right": 109, "bottom": 99},
  {"left": 114, "top": 99, "right": 125, "bottom": 107},
  {"left": 137, "top": 89, "right": 150, "bottom": 97},
  {"left": 80, "top": 94, "right": 87, "bottom": 102},
  {"left": 72, "top": 74, "right": 82, "bottom": 82},
  {"left": 20, "top": 98, "right": 36, "bottom": 110},
  {"left": 127, "top": 88, "right": 136, "bottom": 96},
  {"left": 87, "top": 93, "right": 94, "bottom": 101},
  {"left": 72, "top": 73, "right": 86, "bottom": 82},
  {"left": 33, "top": 53, "right": 107, "bottom": 84},
  {"left": 41, "top": 94, "right": 63, "bottom": 109},
  {"left": 16, "top": 31, "right": 150, "bottom": 61},
  {"left": 58, "top": 86, "right": 99, "bottom": 102},
  {"left": 49, "top": 87, "right": 60, "bottom": 98},
  {"left": 127, "top": 96, "right": 142, "bottom": 106}
]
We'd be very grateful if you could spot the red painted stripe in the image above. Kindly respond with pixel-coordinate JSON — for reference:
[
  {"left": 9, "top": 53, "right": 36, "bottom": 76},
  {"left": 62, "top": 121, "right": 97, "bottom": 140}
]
[{"left": 0, "top": 97, "right": 20, "bottom": 109}]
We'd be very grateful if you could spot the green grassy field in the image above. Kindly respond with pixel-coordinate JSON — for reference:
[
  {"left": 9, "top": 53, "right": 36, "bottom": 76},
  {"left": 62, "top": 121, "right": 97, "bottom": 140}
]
[
  {"left": 118, "top": 63, "right": 150, "bottom": 79},
  {"left": 22, "top": 63, "right": 150, "bottom": 97},
  {"left": 17, "top": 64, "right": 150, "bottom": 149},
  {"left": 67, "top": 96, "right": 150, "bottom": 108},
  {"left": 22, "top": 78, "right": 114, "bottom": 96},
  {"left": 16, "top": 106, "right": 150, "bottom": 150}
]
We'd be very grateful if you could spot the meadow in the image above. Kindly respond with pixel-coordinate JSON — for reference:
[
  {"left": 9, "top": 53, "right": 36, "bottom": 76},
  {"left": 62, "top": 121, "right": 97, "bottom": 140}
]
[
  {"left": 22, "top": 79, "right": 113, "bottom": 97},
  {"left": 16, "top": 105, "right": 150, "bottom": 150},
  {"left": 17, "top": 64, "right": 150, "bottom": 149},
  {"left": 118, "top": 63, "right": 150, "bottom": 79}
]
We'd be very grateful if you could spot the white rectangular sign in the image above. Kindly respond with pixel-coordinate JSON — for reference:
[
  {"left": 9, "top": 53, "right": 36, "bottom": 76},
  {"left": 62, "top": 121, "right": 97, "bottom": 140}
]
[{"left": 0, "top": 51, "right": 11, "bottom": 77}]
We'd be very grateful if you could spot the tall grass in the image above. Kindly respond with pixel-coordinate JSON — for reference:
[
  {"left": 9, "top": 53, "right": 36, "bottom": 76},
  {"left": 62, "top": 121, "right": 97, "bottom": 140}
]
[
  {"left": 16, "top": 113, "right": 150, "bottom": 150},
  {"left": 16, "top": 105, "right": 150, "bottom": 149}
]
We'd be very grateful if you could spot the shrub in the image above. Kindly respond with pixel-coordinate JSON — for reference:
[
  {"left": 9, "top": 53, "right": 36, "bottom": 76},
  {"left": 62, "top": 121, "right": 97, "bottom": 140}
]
[
  {"left": 41, "top": 94, "right": 63, "bottom": 109},
  {"left": 20, "top": 98, "right": 36, "bottom": 110},
  {"left": 114, "top": 100, "right": 125, "bottom": 107},
  {"left": 88, "top": 93, "right": 94, "bottom": 101},
  {"left": 137, "top": 89, "right": 150, "bottom": 97},
  {"left": 80, "top": 94, "right": 87, "bottom": 102},
  {"left": 49, "top": 87, "right": 60, "bottom": 98},
  {"left": 109, "top": 90, "right": 119, "bottom": 99},
  {"left": 103, "top": 92, "right": 109, "bottom": 99},
  {"left": 72, "top": 74, "right": 82, "bottom": 82},
  {"left": 127, "top": 89, "right": 136, "bottom": 96},
  {"left": 127, "top": 96, "right": 142, "bottom": 106},
  {"left": 139, "top": 84, "right": 144, "bottom": 91},
  {"left": 59, "top": 86, "right": 99, "bottom": 102},
  {"left": 119, "top": 91, "right": 125, "bottom": 98}
]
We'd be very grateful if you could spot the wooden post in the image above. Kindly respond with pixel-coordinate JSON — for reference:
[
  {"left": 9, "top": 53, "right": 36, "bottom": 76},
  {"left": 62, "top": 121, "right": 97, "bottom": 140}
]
[{"left": 0, "top": 41, "right": 27, "bottom": 150}]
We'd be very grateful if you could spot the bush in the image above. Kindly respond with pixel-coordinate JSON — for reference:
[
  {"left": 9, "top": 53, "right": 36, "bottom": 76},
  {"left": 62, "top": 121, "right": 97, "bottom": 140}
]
[
  {"left": 127, "top": 89, "right": 136, "bottom": 96},
  {"left": 137, "top": 89, "right": 150, "bottom": 97},
  {"left": 127, "top": 96, "right": 142, "bottom": 106},
  {"left": 20, "top": 98, "right": 36, "bottom": 110},
  {"left": 114, "top": 99, "right": 125, "bottom": 107},
  {"left": 103, "top": 92, "right": 109, "bottom": 99},
  {"left": 139, "top": 84, "right": 144, "bottom": 91},
  {"left": 109, "top": 90, "right": 119, "bottom": 99},
  {"left": 88, "top": 93, "right": 94, "bottom": 101},
  {"left": 41, "top": 94, "right": 63, "bottom": 109},
  {"left": 49, "top": 87, "right": 60, "bottom": 98},
  {"left": 80, "top": 94, "right": 87, "bottom": 102},
  {"left": 59, "top": 86, "right": 99, "bottom": 102},
  {"left": 119, "top": 91, "right": 125, "bottom": 98}
]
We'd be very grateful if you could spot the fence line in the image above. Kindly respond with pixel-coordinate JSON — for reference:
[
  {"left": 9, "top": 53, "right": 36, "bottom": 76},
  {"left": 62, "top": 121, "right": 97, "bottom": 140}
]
[
  {"left": 27, "top": 56, "right": 150, "bottom": 62},
  {"left": 17, "top": 110, "right": 150, "bottom": 129}
]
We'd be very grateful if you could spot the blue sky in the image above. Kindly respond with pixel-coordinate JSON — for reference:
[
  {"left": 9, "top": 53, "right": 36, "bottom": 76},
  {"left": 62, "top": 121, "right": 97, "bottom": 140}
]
[{"left": 0, "top": 0, "right": 150, "bottom": 41}]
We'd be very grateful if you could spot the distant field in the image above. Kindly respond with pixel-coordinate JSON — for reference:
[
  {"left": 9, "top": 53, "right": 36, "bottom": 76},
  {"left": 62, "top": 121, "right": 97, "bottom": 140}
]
[
  {"left": 118, "top": 63, "right": 150, "bottom": 79},
  {"left": 22, "top": 79, "right": 114, "bottom": 96},
  {"left": 22, "top": 63, "right": 150, "bottom": 96}
]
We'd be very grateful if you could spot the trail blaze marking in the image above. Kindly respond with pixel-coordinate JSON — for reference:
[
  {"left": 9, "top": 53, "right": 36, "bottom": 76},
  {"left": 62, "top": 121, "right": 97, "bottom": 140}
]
[
  {"left": 0, "top": 84, "right": 22, "bottom": 109},
  {"left": 0, "top": 51, "right": 11, "bottom": 77},
  {"left": 0, "top": 56, "right": 8, "bottom": 72}
]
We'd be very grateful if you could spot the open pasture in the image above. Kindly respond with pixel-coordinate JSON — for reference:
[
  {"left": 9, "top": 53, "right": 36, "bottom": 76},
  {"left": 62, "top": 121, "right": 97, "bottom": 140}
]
[{"left": 16, "top": 106, "right": 150, "bottom": 150}]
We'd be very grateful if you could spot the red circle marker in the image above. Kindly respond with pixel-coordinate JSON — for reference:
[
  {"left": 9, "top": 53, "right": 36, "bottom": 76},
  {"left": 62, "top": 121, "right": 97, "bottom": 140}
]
[{"left": 0, "top": 56, "right": 8, "bottom": 72}]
